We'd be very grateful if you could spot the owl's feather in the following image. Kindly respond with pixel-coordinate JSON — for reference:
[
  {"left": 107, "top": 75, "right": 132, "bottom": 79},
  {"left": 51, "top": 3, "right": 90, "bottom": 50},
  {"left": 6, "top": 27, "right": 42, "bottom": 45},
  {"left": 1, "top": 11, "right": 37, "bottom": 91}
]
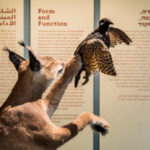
[
  {"left": 81, "top": 39, "right": 116, "bottom": 75},
  {"left": 108, "top": 27, "right": 132, "bottom": 47}
]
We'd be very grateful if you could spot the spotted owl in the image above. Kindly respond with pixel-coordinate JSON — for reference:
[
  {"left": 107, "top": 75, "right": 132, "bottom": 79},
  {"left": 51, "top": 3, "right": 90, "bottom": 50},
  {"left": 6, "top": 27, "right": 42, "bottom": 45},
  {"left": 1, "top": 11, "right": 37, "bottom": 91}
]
[{"left": 74, "top": 18, "right": 132, "bottom": 87}]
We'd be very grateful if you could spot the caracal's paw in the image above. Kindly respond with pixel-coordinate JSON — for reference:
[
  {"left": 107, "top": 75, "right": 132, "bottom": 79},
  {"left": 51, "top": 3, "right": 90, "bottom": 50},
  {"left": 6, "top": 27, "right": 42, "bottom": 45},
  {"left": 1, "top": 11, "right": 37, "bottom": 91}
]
[
  {"left": 91, "top": 117, "right": 109, "bottom": 136},
  {"left": 64, "top": 55, "right": 82, "bottom": 76}
]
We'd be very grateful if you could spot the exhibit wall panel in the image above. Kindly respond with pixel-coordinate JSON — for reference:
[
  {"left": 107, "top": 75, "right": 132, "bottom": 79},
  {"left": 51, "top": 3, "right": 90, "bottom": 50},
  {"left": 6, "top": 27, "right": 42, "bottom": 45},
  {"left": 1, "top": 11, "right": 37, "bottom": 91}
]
[
  {"left": 0, "top": 0, "right": 24, "bottom": 105},
  {"left": 0, "top": 0, "right": 96, "bottom": 149},
  {"left": 30, "top": 0, "right": 94, "bottom": 149},
  {"left": 100, "top": 0, "right": 150, "bottom": 150}
]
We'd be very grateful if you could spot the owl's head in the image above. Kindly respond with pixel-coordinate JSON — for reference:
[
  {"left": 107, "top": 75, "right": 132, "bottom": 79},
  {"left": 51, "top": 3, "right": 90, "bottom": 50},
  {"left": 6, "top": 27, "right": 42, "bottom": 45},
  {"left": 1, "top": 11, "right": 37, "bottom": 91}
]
[{"left": 99, "top": 18, "right": 113, "bottom": 27}]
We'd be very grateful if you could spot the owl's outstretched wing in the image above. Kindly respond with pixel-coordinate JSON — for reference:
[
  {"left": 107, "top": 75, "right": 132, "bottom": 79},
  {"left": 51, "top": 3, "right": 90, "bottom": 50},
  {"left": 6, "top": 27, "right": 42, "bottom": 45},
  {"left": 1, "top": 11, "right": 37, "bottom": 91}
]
[{"left": 108, "top": 27, "right": 132, "bottom": 47}]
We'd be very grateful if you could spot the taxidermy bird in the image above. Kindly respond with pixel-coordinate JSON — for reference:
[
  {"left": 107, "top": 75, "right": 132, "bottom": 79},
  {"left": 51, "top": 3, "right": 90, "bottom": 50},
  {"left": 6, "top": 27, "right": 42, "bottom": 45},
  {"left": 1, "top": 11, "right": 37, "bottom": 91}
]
[{"left": 74, "top": 18, "right": 132, "bottom": 87}]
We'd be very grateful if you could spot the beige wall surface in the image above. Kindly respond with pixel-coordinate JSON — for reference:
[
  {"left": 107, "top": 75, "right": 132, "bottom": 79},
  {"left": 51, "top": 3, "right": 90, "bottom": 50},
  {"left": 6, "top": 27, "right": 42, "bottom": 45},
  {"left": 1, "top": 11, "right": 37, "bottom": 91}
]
[
  {"left": 100, "top": 0, "right": 150, "bottom": 150},
  {"left": 0, "top": 0, "right": 23, "bottom": 106},
  {"left": 31, "top": 0, "right": 94, "bottom": 149}
]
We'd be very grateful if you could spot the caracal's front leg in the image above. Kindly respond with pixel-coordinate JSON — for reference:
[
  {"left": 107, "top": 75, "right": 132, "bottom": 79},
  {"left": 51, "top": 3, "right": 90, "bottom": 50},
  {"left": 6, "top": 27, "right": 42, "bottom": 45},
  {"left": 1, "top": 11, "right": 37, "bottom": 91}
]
[
  {"left": 43, "top": 55, "right": 82, "bottom": 117},
  {"left": 32, "top": 112, "right": 109, "bottom": 149}
]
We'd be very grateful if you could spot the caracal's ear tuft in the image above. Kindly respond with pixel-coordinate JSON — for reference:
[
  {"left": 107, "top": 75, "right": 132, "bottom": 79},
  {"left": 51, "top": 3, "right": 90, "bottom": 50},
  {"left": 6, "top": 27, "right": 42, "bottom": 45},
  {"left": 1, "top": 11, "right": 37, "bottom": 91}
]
[
  {"left": 3, "top": 47, "right": 10, "bottom": 52},
  {"left": 3, "top": 47, "right": 26, "bottom": 71},
  {"left": 18, "top": 40, "right": 26, "bottom": 47}
]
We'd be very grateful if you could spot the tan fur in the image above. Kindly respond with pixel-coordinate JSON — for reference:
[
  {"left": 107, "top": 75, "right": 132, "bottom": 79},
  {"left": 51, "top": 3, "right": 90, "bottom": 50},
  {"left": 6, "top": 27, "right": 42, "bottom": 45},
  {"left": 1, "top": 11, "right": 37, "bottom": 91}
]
[{"left": 0, "top": 48, "right": 109, "bottom": 150}]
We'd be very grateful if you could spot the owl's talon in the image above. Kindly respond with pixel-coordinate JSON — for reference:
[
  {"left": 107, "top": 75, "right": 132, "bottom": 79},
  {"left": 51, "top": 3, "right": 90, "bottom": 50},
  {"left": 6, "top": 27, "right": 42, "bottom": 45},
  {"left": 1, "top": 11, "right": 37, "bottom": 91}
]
[{"left": 82, "top": 76, "right": 89, "bottom": 85}]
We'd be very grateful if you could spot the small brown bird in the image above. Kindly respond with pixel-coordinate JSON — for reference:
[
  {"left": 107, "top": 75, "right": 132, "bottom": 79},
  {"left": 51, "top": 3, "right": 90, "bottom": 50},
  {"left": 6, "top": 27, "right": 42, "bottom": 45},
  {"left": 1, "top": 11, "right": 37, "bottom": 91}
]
[{"left": 74, "top": 18, "right": 132, "bottom": 87}]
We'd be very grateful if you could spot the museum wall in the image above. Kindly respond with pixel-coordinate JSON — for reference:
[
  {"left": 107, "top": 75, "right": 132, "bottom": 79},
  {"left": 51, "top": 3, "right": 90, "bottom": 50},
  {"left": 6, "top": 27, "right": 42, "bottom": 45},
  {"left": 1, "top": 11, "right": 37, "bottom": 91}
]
[
  {"left": 100, "top": 0, "right": 150, "bottom": 150},
  {"left": 0, "top": 0, "right": 150, "bottom": 150}
]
